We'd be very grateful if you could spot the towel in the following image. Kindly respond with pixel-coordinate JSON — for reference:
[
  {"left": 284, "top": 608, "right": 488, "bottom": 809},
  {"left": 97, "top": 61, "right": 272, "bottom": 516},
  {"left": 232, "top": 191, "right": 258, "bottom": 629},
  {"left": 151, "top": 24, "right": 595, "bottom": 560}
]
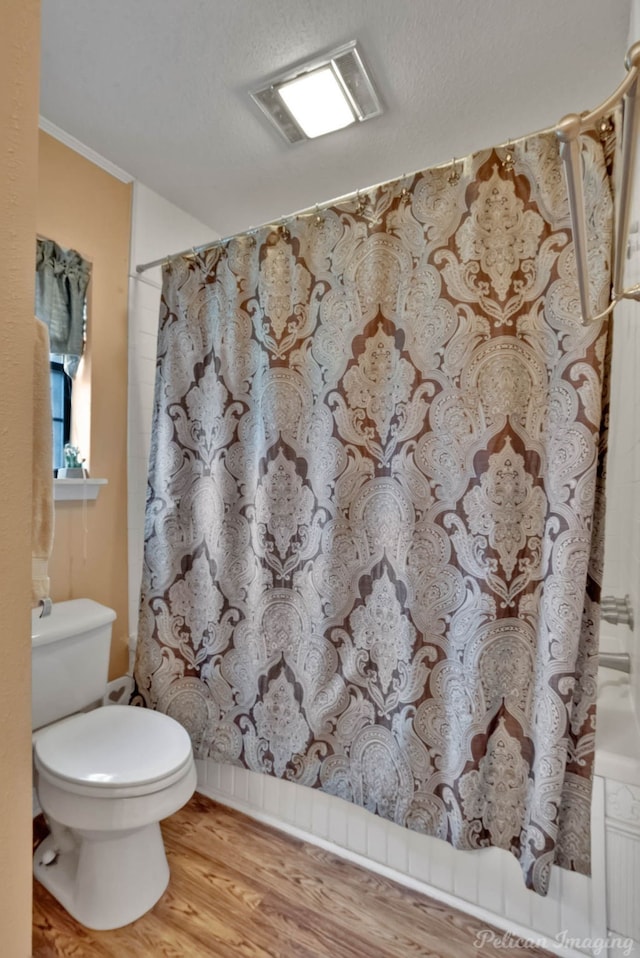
[{"left": 32, "top": 318, "right": 54, "bottom": 607}]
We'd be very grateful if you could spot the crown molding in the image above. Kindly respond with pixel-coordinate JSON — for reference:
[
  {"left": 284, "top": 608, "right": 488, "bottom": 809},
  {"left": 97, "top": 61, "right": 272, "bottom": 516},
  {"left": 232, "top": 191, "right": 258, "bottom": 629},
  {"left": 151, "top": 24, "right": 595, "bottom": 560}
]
[{"left": 38, "top": 116, "right": 134, "bottom": 184}]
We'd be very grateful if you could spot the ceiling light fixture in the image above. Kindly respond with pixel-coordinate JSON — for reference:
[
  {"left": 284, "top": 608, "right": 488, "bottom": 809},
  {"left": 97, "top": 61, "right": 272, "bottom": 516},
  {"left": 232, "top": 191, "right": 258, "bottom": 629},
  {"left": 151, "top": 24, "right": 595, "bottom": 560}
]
[{"left": 250, "top": 41, "right": 383, "bottom": 144}]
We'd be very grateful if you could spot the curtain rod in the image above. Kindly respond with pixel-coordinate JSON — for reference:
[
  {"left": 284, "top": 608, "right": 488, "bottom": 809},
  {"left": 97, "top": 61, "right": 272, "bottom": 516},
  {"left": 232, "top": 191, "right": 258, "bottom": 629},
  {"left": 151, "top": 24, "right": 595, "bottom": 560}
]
[
  {"left": 136, "top": 42, "right": 640, "bottom": 277},
  {"left": 557, "top": 41, "right": 640, "bottom": 322}
]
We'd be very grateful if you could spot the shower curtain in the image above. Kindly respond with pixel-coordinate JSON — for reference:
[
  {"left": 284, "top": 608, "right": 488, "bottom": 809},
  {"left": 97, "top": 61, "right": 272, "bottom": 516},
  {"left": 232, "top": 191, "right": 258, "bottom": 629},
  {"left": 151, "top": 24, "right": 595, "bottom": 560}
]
[{"left": 133, "top": 129, "right": 614, "bottom": 895}]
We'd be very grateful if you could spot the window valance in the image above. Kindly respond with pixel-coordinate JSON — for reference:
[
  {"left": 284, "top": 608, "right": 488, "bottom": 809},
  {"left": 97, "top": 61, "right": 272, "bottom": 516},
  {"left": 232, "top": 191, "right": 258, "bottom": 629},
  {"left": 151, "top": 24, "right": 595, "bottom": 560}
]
[{"left": 35, "top": 238, "right": 91, "bottom": 378}]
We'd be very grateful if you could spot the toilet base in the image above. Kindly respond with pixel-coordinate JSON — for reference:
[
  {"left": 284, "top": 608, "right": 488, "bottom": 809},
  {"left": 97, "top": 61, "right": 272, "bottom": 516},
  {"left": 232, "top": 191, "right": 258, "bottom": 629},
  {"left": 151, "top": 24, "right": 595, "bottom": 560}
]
[{"left": 34, "top": 820, "right": 170, "bottom": 930}]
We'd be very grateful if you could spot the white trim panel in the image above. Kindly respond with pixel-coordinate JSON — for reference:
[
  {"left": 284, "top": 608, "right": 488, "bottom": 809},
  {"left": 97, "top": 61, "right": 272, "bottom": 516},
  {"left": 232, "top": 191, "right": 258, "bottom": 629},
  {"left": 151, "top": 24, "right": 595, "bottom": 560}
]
[{"left": 196, "top": 760, "right": 608, "bottom": 957}]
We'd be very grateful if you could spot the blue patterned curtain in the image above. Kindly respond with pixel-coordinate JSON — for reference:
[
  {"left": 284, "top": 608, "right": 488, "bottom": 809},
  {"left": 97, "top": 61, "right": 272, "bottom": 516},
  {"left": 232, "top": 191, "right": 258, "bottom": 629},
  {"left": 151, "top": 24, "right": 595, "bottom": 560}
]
[{"left": 35, "top": 237, "right": 91, "bottom": 378}]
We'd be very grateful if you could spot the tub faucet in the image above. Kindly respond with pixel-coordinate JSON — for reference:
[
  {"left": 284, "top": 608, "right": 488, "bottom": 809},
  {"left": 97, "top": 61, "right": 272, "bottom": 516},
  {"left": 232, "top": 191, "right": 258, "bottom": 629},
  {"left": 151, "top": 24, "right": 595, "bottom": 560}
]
[
  {"left": 598, "top": 651, "right": 631, "bottom": 674},
  {"left": 600, "top": 594, "right": 634, "bottom": 629}
]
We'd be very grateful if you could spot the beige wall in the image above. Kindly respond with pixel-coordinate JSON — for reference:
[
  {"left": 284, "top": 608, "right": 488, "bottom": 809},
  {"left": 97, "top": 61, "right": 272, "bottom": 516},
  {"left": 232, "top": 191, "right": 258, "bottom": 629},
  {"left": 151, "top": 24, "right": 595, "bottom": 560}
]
[
  {"left": 37, "top": 133, "right": 132, "bottom": 677},
  {"left": 0, "top": 2, "right": 40, "bottom": 953}
]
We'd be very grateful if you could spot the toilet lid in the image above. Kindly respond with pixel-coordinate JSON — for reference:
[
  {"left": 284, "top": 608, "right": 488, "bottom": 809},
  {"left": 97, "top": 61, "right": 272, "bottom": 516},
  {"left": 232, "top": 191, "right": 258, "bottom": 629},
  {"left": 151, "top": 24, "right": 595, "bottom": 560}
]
[{"left": 34, "top": 705, "right": 194, "bottom": 788}]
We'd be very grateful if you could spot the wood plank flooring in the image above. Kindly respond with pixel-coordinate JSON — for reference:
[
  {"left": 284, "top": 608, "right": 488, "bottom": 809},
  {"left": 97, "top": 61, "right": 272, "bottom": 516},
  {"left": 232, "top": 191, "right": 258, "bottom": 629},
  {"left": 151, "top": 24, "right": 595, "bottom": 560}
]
[{"left": 33, "top": 793, "right": 552, "bottom": 957}]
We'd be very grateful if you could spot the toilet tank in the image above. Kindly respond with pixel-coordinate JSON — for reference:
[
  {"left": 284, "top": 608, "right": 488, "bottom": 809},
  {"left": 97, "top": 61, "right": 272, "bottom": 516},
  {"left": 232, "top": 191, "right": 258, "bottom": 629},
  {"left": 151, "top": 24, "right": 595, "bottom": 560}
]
[{"left": 31, "top": 599, "right": 116, "bottom": 731}]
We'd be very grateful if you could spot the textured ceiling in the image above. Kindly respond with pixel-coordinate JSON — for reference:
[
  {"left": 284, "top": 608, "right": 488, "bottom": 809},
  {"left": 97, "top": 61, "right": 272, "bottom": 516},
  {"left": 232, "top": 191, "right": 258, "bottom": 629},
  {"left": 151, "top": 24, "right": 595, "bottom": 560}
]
[{"left": 41, "top": 0, "right": 632, "bottom": 236}]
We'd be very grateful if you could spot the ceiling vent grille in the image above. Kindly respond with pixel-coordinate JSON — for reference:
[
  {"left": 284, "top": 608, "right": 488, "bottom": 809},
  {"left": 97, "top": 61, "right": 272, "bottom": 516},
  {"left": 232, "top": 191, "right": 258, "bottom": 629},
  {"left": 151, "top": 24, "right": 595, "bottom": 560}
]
[{"left": 250, "top": 41, "right": 383, "bottom": 144}]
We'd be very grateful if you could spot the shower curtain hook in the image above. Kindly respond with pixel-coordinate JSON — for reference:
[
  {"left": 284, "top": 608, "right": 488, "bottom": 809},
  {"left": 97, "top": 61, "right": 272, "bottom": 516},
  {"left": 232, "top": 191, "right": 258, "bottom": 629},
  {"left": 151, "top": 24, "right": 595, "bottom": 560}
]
[
  {"left": 502, "top": 141, "right": 515, "bottom": 173},
  {"left": 355, "top": 191, "right": 368, "bottom": 215},
  {"left": 598, "top": 115, "right": 614, "bottom": 143}
]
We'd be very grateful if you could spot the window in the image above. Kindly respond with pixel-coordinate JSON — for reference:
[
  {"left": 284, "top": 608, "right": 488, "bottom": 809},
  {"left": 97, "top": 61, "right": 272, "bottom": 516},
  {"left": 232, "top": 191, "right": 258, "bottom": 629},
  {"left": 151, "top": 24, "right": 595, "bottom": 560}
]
[
  {"left": 49, "top": 354, "right": 71, "bottom": 472},
  {"left": 36, "top": 237, "right": 91, "bottom": 473}
]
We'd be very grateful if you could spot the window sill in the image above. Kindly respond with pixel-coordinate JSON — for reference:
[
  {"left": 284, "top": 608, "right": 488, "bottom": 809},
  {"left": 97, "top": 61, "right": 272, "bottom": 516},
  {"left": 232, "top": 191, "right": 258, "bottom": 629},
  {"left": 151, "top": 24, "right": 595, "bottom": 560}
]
[{"left": 53, "top": 478, "right": 108, "bottom": 502}]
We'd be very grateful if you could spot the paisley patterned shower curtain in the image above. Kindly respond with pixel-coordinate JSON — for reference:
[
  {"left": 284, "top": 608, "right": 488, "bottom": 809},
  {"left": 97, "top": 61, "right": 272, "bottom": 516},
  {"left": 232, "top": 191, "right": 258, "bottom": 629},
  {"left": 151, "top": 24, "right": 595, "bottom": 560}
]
[{"left": 133, "top": 129, "right": 614, "bottom": 895}]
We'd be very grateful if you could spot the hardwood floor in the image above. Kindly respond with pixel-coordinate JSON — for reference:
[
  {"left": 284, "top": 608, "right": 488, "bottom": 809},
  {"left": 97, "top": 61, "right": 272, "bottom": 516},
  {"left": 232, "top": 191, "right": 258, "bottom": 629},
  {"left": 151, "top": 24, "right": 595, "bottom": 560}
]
[{"left": 33, "top": 793, "right": 551, "bottom": 957}]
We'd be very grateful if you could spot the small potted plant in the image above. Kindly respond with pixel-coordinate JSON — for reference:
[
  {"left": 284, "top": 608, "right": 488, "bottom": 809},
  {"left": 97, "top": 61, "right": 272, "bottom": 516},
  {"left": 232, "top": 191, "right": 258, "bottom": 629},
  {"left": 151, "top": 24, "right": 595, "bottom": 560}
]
[{"left": 58, "top": 444, "right": 88, "bottom": 479}]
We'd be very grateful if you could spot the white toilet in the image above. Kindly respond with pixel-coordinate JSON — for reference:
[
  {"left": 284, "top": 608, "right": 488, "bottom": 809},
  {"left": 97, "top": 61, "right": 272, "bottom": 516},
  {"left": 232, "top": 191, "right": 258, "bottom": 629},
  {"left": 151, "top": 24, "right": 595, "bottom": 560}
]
[{"left": 32, "top": 598, "right": 197, "bottom": 930}]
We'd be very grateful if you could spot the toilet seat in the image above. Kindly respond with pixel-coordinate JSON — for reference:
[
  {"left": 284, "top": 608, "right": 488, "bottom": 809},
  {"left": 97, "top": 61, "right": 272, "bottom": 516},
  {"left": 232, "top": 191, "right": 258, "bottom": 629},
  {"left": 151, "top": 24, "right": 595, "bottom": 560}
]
[{"left": 34, "top": 705, "right": 194, "bottom": 798}]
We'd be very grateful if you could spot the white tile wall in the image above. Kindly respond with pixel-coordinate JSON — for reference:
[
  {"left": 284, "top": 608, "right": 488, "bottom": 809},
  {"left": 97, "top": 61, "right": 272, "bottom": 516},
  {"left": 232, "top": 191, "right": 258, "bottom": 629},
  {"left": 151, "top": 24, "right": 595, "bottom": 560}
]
[
  {"left": 602, "top": 213, "right": 640, "bottom": 725},
  {"left": 602, "top": 301, "right": 634, "bottom": 606},
  {"left": 598, "top": 4, "right": 640, "bottom": 733},
  {"left": 602, "top": 0, "right": 640, "bottom": 718},
  {"left": 628, "top": 231, "right": 640, "bottom": 721}
]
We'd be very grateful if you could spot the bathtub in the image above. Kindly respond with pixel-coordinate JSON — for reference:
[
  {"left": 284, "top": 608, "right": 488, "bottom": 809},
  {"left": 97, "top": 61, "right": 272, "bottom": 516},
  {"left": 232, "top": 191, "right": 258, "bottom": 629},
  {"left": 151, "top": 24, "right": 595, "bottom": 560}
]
[
  {"left": 591, "top": 635, "right": 640, "bottom": 954},
  {"left": 595, "top": 634, "right": 640, "bottom": 788}
]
